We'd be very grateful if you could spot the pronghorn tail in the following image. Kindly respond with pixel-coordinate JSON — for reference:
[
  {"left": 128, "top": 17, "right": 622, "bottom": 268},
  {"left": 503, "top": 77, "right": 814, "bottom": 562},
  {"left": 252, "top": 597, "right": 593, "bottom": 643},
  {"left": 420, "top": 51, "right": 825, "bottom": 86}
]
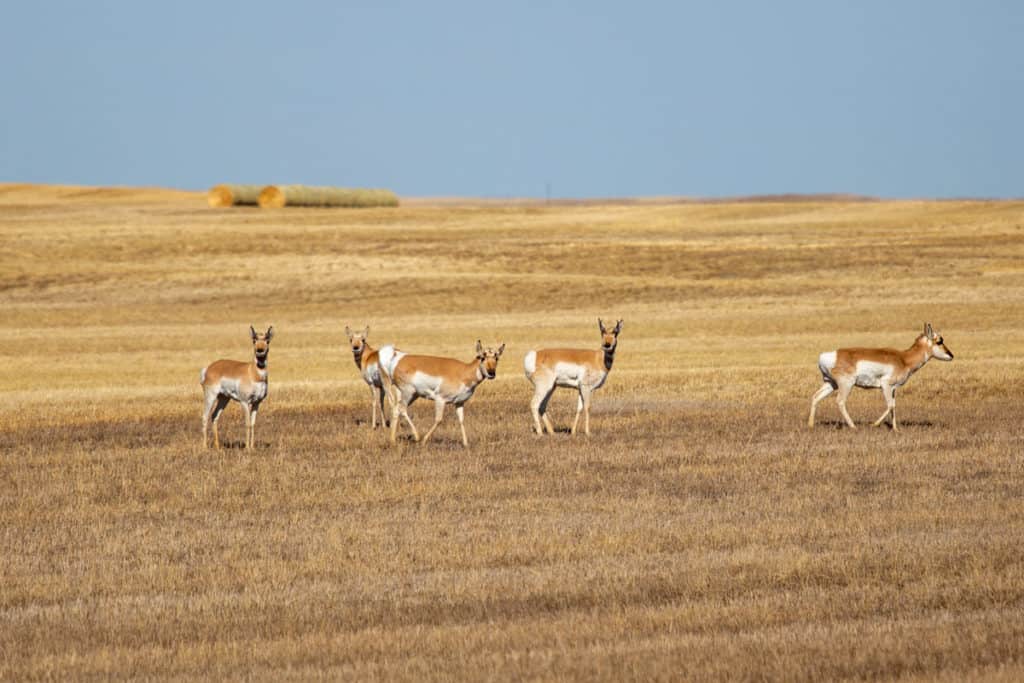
[
  {"left": 199, "top": 367, "right": 207, "bottom": 385},
  {"left": 523, "top": 350, "right": 537, "bottom": 380}
]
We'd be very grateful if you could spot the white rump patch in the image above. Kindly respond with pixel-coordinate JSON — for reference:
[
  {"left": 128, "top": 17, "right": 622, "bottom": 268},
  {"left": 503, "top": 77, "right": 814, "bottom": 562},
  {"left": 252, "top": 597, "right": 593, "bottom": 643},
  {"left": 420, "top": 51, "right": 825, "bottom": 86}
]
[
  {"left": 378, "top": 345, "right": 404, "bottom": 380},
  {"left": 818, "top": 351, "right": 837, "bottom": 374},
  {"left": 524, "top": 350, "right": 537, "bottom": 377}
]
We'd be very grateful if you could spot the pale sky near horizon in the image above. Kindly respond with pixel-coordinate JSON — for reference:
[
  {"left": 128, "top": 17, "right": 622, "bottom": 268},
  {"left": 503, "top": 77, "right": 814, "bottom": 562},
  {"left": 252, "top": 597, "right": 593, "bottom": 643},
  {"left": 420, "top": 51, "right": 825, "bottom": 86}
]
[{"left": 2, "top": 1, "right": 1022, "bottom": 198}]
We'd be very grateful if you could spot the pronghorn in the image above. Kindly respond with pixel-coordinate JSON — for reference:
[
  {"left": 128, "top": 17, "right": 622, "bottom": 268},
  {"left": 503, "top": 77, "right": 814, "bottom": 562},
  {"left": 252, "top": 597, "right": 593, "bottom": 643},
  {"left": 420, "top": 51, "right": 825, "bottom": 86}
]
[
  {"left": 378, "top": 341, "right": 505, "bottom": 448},
  {"left": 524, "top": 318, "right": 622, "bottom": 436},
  {"left": 345, "top": 325, "right": 390, "bottom": 429},
  {"left": 200, "top": 326, "right": 274, "bottom": 449},
  {"left": 808, "top": 323, "right": 953, "bottom": 431}
]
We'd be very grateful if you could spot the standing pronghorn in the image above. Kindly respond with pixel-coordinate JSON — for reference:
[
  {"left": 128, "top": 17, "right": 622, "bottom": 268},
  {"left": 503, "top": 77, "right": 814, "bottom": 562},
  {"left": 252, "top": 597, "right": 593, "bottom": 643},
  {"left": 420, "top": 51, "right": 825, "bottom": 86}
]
[
  {"left": 345, "top": 325, "right": 390, "bottom": 429},
  {"left": 524, "top": 318, "right": 623, "bottom": 436},
  {"left": 378, "top": 341, "right": 505, "bottom": 448},
  {"left": 808, "top": 323, "right": 953, "bottom": 431},
  {"left": 201, "top": 326, "right": 274, "bottom": 449}
]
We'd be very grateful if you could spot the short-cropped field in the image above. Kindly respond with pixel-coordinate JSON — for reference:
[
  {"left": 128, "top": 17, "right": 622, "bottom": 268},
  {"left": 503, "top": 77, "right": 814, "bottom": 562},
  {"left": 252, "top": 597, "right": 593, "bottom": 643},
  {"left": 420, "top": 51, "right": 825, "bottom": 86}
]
[{"left": 2, "top": 184, "right": 1023, "bottom": 681}]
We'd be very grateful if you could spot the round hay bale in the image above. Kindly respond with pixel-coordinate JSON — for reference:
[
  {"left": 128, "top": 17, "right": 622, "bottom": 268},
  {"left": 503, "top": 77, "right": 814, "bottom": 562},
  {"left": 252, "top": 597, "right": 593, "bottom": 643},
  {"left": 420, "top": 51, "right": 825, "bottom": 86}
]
[
  {"left": 207, "top": 184, "right": 264, "bottom": 207},
  {"left": 257, "top": 185, "right": 399, "bottom": 209}
]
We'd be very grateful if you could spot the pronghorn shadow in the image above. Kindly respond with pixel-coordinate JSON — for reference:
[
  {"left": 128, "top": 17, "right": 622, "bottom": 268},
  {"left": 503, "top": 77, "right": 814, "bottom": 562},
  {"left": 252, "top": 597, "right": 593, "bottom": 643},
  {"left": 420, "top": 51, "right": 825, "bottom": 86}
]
[
  {"left": 218, "top": 440, "right": 272, "bottom": 450},
  {"left": 813, "top": 419, "right": 935, "bottom": 430}
]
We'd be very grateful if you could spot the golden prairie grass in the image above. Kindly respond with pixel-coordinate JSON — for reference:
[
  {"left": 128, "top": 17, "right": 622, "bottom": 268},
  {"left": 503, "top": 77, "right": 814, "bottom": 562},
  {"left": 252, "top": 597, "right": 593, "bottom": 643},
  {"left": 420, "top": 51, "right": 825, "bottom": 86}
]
[{"left": 1, "top": 183, "right": 1023, "bottom": 680}]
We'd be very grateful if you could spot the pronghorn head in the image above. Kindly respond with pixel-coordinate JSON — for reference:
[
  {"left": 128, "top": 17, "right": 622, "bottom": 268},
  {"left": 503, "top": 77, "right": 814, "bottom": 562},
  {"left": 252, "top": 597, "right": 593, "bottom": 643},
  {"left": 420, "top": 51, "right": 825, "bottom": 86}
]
[
  {"left": 250, "top": 325, "right": 274, "bottom": 362},
  {"left": 345, "top": 325, "right": 370, "bottom": 355},
  {"left": 598, "top": 318, "right": 624, "bottom": 352},
  {"left": 475, "top": 340, "right": 506, "bottom": 380},
  {"left": 923, "top": 322, "right": 954, "bottom": 361}
]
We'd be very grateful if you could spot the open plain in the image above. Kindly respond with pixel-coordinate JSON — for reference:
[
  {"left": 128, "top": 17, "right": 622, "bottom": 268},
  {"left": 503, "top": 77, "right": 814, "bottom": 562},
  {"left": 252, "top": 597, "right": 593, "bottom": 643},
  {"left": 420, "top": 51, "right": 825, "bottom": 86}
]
[{"left": 2, "top": 184, "right": 1023, "bottom": 680}]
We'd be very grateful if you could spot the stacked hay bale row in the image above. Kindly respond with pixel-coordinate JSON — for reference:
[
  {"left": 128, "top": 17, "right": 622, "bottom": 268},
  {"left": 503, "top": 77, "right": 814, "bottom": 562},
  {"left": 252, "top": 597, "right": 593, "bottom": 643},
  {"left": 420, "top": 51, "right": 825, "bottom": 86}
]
[
  {"left": 258, "top": 185, "right": 399, "bottom": 209},
  {"left": 208, "top": 184, "right": 399, "bottom": 208},
  {"left": 207, "top": 184, "right": 265, "bottom": 207}
]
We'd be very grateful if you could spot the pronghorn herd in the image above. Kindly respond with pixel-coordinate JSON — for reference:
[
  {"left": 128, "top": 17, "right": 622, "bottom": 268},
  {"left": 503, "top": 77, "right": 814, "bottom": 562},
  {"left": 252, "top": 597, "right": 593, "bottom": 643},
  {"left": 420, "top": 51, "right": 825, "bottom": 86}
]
[{"left": 200, "top": 321, "right": 954, "bottom": 448}]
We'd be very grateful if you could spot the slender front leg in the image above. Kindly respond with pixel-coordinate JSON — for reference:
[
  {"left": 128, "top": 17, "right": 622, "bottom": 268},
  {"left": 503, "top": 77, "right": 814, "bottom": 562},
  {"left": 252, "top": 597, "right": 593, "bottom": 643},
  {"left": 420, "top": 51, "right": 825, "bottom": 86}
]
[
  {"left": 808, "top": 382, "right": 835, "bottom": 429},
  {"left": 456, "top": 405, "right": 468, "bottom": 448},
  {"left": 570, "top": 393, "right": 584, "bottom": 435},
  {"left": 580, "top": 387, "right": 593, "bottom": 436},
  {"left": 891, "top": 387, "right": 898, "bottom": 432},
  {"left": 421, "top": 399, "right": 447, "bottom": 445},
  {"left": 249, "top": 404, "right": 259, "bottom": 448},
  {"left": 872, "top": 383, "right": 894, "bottom": 428},
  {"left": 241, "top": 402, "right": 252, "bottom": 449}
]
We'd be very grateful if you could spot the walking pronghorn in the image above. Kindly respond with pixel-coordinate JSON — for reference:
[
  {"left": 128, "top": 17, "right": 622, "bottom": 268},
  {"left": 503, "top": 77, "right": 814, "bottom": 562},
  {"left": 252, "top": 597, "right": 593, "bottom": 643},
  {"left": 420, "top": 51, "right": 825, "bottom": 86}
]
[
  {"left": 200, "top": 326, "right": 274, "bottom": 449},
  {"left": 345, "top": 325, "right": 390, "bottom": 429},
  {"left": 378, "top": 341, "right": 505, "bottom": 448},
  {"left": 524, "top": 318, "right": 622, "bottom": 436},
  {"left": 808, "top": 323, "right": 953, "bottom": 431}
]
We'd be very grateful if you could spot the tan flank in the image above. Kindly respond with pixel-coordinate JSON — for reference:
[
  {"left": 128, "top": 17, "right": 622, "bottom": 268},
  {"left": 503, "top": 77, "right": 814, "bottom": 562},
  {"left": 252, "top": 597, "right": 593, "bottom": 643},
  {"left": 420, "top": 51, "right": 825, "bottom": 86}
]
[
  {"left": 206, "top": 184, "right": 264, "bottom": 207},
  {"left": 257, "top": 185, "right": 399, "bottom": 209},
  {"left": 201, "top": 326, "right": 274, "bottom": 449},
  {"left": 808, "top": 323, "right": 954, "bottom": 431},
  {"left": 524, "top": 318, "right": 623, "bottom": 436},
  {"left": 379, "top": 341, "right": 505, "bottom": 448},
  {"left": 344, "top": 325, "right": 391, "bottom": 429}
]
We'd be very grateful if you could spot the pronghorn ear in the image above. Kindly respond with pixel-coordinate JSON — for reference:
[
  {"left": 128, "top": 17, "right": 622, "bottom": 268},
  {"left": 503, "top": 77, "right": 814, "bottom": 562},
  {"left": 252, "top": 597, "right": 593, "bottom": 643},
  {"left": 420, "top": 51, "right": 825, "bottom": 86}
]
[
  {"left": 265, "top": 326, "right": 274, "bottom": 342},
  {"left": 497, "top": 343, "right": 506, "bottom": 357},
  {"left": 475, "top": 339, "right": 484, "bottom": 357},
  {"left": 614, "top": 319, "right": 623, "bottom": 334},
  {"left": 363, "top": 326, "right": 370, "bottom": 339},
  {"left": 344, "top": 325, "right": 352, "bottom": 338},
  {"left": 250, "top": 325, "right": 258, "bottom": 342}
]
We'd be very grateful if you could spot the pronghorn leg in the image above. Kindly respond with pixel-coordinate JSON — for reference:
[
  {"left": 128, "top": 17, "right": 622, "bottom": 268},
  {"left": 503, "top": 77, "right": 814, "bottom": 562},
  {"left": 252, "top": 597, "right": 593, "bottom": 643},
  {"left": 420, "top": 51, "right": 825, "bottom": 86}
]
[
  {"left": 210, "top": 396, "right": 229, "bottom": 448},
  {"left": 202, "top": 390, "right": 218, "bottom": 448},
  {"left": 529, "top": 379, "right": 555, "bottom": 435},
  {"left": 249, "top": 404, "right": 259, "bottom": 448},
  {"left": 580, "top": 387, "right": 593, "bottom": 436},
  {"left": 891, "top": 387, "right": 899, "bottom": 432},
  {"left": 455, "top": 404, "right": 468, "bottom": 448},
  {"left": 570, "top": 393, "right": 584, "bottom": 435},
  {"left": 421, "top": 399, "right": 446, "bottom": 444},
  {"left": 391, "top": 393, "right": 419, "bottom": 444},
  {"left": 241, "top": 402, "right": 252, "bottom": 449},
  {"left": 872, "top": 383, "right": 895, "bottom": 428},
  {"left": 389, "top": 399, "right": 401, "bottom": 444},
  {"left": 376, "top": 385, "right": 390, "bottom": 428},
  {"left": 401, "top": 396, "right": 420, "bottom": 442},
  {"left": 808, "top": 381, "right": 836, "bottom": 429},
  {"left": 369, "top": 386, "right": 377, "bottom": 429},
  {"left": 836, "top": 381, "right": 857, "bottom": 429}
]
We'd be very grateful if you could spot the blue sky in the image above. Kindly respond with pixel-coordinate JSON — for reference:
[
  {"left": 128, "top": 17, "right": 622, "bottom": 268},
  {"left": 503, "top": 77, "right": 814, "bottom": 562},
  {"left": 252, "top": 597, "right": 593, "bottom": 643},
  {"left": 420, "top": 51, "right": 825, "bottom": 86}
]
[{"left": 2, "top": 1, "right": 1022, "bottom": 198}]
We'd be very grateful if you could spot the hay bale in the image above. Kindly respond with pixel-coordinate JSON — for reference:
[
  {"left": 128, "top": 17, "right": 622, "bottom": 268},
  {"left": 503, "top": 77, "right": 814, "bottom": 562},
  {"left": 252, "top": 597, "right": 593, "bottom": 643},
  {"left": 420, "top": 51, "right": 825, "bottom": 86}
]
[
  {"left": 257, "top": 185, "right": 399, "bottom": 209},
  {"left": 207, "top": 184, "right": 264, "bottom": 207}
]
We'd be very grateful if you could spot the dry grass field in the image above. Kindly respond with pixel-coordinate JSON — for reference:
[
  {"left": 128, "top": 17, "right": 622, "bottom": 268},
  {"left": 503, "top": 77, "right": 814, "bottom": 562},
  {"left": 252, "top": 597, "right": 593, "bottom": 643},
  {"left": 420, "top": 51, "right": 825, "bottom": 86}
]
[{"left": 2, "top": 183, "right": 1023, "bottom": 681}]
